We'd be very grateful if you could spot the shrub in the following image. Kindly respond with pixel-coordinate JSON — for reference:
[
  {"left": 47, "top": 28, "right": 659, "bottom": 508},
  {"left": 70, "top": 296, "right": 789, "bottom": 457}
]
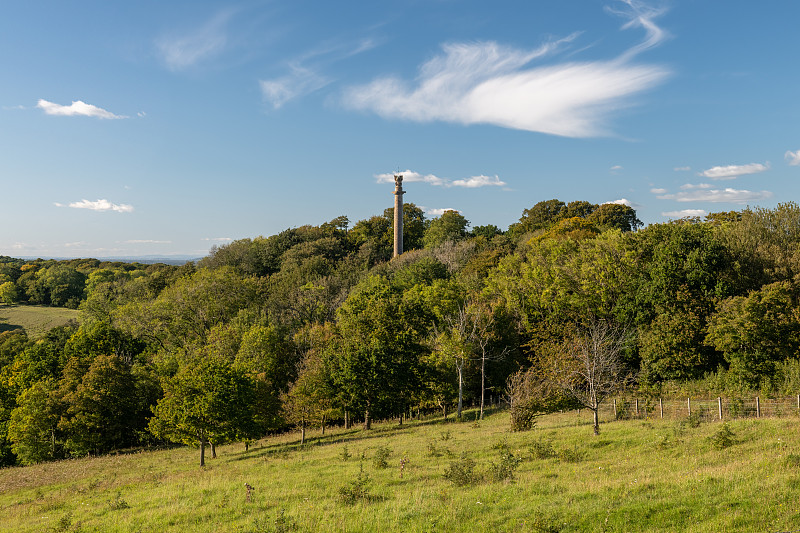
[
  {"left": 373, "top": 446, "right": 391, "bottom": 469},
  {"left": 529, "top": 438, "right": 557, "bottom": 460},
  {"left": 338, "top": 466, "right": 371, "bottom": 505},
  {"left": 488, "top": 442, "right": 522, "bottom": 482},
  {"left": 339, "top": 445, "right": 351, "bottom": 461},
  {"left": 443, "top": 453, "right": 480, "bottom": 486},
  {"left": 710, "top": 422, "right": 736, "bottom": 450},
  {"left": 557, "top": 446, "right": 585, "bottom": 463}
]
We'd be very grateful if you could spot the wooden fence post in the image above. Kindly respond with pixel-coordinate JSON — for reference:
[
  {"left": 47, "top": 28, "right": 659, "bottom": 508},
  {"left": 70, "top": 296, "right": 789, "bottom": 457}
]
[
  {"left": 635, "top": 399, "right": 639, "bottom": 417},
  {"left": 718, "top": 397, "right": 723, "bottom": 420},
  {"left": 659, "top": 398, "right": 663, "bottom": 419},
  {"left": 756, "top": 396, "right": 761, "bottom": 418},
  {"left": 687, "top": 397, "right": 691, "bottom": 417}
]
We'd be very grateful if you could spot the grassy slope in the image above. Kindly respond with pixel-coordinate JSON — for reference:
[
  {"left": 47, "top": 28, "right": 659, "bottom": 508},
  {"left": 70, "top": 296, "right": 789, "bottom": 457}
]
[
  {"left": 0, "top": 304, "right": 79, "bottom": 338},
  {"left": 1, "top": 409, "right": 799, "bottom": 532}
]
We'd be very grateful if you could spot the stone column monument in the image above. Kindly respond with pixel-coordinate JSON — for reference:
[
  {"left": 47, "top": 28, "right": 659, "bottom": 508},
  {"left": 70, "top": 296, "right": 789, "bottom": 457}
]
[{"left": 393, "top": 174, "right": 404, "bottom": 257}]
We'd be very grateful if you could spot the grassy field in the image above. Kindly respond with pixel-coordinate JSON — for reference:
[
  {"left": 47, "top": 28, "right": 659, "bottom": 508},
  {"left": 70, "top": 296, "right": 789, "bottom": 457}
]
[
  {"left": 1, "top": 408, "right": 799, "bottom": 532},
  {"left": 0, "top": 304, "right": 79, "bottom": 338}
]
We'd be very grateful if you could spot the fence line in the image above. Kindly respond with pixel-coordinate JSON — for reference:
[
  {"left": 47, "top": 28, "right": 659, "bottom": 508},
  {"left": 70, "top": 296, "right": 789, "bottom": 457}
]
[{"left": 601, "top": 395, "right": 800, "bottom": 422}]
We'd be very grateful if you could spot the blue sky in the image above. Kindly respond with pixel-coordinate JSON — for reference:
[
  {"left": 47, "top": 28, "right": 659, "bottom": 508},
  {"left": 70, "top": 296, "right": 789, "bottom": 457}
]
[{"left": 1, "top": 0, "right": 798, "bottom": 258}]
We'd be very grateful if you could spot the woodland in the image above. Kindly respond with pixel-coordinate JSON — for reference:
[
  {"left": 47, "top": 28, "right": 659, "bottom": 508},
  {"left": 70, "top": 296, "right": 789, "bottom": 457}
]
[{"left": 1, "top": 199, "right": 799, "bottom": 467}]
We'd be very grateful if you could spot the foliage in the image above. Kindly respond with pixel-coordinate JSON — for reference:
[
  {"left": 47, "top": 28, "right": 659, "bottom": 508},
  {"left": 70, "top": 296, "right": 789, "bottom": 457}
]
[
  {"left": 442, "top": 453, "right": 480, "bottom": 486},
  {"left": 709, "top": 422, "right": 736, "bottom": 450}
]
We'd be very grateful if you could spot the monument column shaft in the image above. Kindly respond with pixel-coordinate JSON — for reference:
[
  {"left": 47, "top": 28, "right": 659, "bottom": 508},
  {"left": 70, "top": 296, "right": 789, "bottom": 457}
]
[{"left": 393, "top": 188, "right": 404, "bottom": 257}]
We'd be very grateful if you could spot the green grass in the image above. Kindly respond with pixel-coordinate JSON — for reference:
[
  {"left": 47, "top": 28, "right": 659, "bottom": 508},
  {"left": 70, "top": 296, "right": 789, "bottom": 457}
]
[
  {"left": 0, "top": 304, "right": 78, "bottom": 338},
  {"left": 2, "top": 409, "right": 800, "bottom": 532}
]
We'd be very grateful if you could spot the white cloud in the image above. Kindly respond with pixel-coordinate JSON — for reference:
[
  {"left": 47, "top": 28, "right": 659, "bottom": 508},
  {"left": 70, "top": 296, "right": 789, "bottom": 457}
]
[
  {"left": 604, "top": 198, "right": 632, "bottom": 206},
  {"left": 260, "top": 64, "right": 331, "bottom": 109},
  {"left": 374, "top": 169, "right": 505, "bottom": 188},
  {"left": 125, "top": 240, "right": 172, "bottom": 244},
  {"left": 202, "top": 237, "right": 233, "bottom": 242},
  {"left": 60, "top": 199, "right": 134, "bottom": 213},
  {"left": 698, "top": 162, "right": 769, "bottom": 180},
  {"left": 650, "top": 187, "right": 667, "bottom": 194},
  {"left": 423, "top": 207, "right": 460, "bottom": 217},
  {"left": 450, "top": 175, "right": 506, "bottom": 188},
  {"left": 156, "top": 11, "right": 231, "bottom": 70},
  {"left": 673, "top": 166, "right": 691, "bottom": 172},
  {"left": 37, "top": 99, "right": 126, "bottom": 119},
  {"left": 656, "top": 187, "right": 773, "bottom": 204},
  {"left": 610, "top": 165, "right": 623, "bottom": 171},
  {"left": 662, "top": 209, "right": 707, "bottom": 218},
  {"left": 343, "top": 4, "right": 669, "bottom": 137},
  {"left": 785, "top": 150, "right": 800, "bottom": 166},
  {"left": 680, "top": 183, "right": 712, "bottom": 190}
]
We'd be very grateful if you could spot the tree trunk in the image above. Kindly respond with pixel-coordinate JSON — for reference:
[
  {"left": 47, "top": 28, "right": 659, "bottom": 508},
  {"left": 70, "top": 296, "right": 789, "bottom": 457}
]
[
  {"left": 593, "top": 409, "right": 600, "bottom": 435},
  {"left": 344, "top": 409, "right": 350, "bottom": 429},
  {"left": 321, "top": 415, "right": 326, "bottom": 435},
  {"left": 301, "top": 419, "right": 306, "bottom": 445},
  {"left": 364, "top": 406, "right": 372, "bottom": 430},
  {"left": 457, "top": 364, "right": 464, "bottom": 420},
  {"left": 399, "top": 412, "right": 403, "bottom": 426},
  {"left": 480, "top": 355, "right": 486, "bottom": 420},
  {"left": 211, "top": 442, "right": 217, "bottom": 459},
  {"left": 200, "top": 439, "right": 206, "bottom": 467}
]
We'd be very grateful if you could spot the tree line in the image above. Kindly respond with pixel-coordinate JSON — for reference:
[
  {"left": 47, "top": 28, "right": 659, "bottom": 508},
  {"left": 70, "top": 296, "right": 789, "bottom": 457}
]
[{"left": 1, "top": 200, "right": 798, "bottom": 465}]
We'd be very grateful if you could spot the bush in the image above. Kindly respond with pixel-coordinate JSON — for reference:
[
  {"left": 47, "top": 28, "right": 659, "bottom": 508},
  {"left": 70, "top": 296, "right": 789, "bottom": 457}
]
[
  {"left": 488, "top": 442, "right": 522, "bottom": 482},
  {"left": 338, "top": 466, "right": 371, "bottom": 505},
  {"left": 529, "top": 438, "right": 557, "bottom": 460},
  {"left": 557, "top": 446, "right": 585, "bottom": 463},
  {"left": 443, "top": 453, "right": 480, "bottom": 486},
  {"left": 373, "top": 446, "right": 391, "bottom": 469},
  {"left": 710, "top": 422, "right": 736, "bottom": 450}
]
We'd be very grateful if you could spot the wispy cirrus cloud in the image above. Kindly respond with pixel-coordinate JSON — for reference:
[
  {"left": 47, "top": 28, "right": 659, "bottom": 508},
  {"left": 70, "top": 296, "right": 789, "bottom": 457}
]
[
  {"left": 37, "top": 99, "right": 126, "bottom": 119},
  {"left": 698, "top": 162, "right": 769, "bottom": 180},
  {"left": 655, "top": 185, "right": 772, "bottom": 204},
  {"left": 785, "top": 150, "right": 800, "bottom": 166},
  {"left": 375, "top": 170, "right": 506, "bottom": 189},
  {"left": 674, "top": 166, "right": 691, "bottom": 172},
  {"left": 343, "top": 1, "right": 670, "bottom": 137},
  {"left": 260, "top": 38, "right": 378, "bottom": 109},
  {"left": 662, "top": 209, "right": 707, "bottom": 218},
  {"left": 156, "top": 11, "right": 232, "bottom": 70},
  {"left": 55, "top": 199, "right": 134, "bottom": 213},
  {"left": 124, "top": 240, "right": 171, "bottom": 244},
  {"left": 202, "top": 237, "right": 233, "bottom": 242},
  {"left": 260, "top": 64, "right": 332, "bottom": 109}
]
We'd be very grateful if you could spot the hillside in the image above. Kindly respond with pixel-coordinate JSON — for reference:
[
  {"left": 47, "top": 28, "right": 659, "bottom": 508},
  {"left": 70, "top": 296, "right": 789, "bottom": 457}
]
[{"left": 1, "top": 409, "right": 798, "bottom": 532}]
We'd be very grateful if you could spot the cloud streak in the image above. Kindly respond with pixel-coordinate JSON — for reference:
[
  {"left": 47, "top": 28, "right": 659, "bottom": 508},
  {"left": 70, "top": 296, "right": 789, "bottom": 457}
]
[
  {"left": 37, "top": 99, "right": 126, "bottom": 119},
  {"left": 156, "top": 11, "right": 231, "bottom": 70},
  {"left": 698, "top": 162, "right": 769, "bottom": 180},
  {"left": 662, "top": 209, "right": 707, "bottom": 218},
  {"left": 375, "top": 170, "right": 506, "bottom": 188},
  {"left": 56, "top": 199, "right": 134, "bottom": 213},
  {"left": 343, "top": 2, "right": 670, "bottom": 137},
  {"left": 655, "top": 186, "right": 773, "bottom": 204}
]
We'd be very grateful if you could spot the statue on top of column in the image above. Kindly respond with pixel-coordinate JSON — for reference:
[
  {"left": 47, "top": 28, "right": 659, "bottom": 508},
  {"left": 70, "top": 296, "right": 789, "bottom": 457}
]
[{"left": 394, "top": 174, "right": 403, "bottom": 187}]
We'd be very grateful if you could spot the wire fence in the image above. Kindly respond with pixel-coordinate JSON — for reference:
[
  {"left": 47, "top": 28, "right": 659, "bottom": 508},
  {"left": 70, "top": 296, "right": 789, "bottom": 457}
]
[{"left": 597, "top": 395, "right": 800, "bottom": 422}]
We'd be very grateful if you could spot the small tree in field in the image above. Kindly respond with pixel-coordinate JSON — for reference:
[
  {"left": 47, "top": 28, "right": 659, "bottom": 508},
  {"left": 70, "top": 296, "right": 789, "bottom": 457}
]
[
  {"left": 550, "top": 318, "right": 632, "bottom": 435},
  {"left": 149, "top": 357, "right": 259, "bottom": 466}
]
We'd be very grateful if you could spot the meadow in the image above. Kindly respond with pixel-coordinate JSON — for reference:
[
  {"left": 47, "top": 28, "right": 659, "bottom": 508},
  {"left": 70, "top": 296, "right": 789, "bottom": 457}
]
[
  {"left": 0, "top": 304, "right": 78, "bottom": 338},
  {"left": 2, "top": 408, "right": 799, "bottom": 532}
]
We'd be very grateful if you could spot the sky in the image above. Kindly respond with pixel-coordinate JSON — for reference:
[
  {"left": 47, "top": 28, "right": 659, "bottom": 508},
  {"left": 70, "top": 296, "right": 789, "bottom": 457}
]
[{"left": 1, "top": 0, "right": 798, "bottom": 259}]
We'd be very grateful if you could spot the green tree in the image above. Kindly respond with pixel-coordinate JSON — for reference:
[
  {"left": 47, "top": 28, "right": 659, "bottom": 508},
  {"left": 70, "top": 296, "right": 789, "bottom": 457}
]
[
  {"left": 59, "top": 354, "right": 138, "bottom": 456},
  {"left": 424, "top": 210, "right": 470, "bottom": 248},
  {"left": 587, "top": 203, "right": 643, "bottom": 232},
  {"left": 149, "top": 357, "right": 259, "bottom": 466},
  {"left": 706, "top": 281, "right": 800, "bottom": 385},
  {"left": 7, "top": 379, "right": 62, "bottom": 465},
  {"left": 0, "top": 281, "right": 20, "bottom": 305}
]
